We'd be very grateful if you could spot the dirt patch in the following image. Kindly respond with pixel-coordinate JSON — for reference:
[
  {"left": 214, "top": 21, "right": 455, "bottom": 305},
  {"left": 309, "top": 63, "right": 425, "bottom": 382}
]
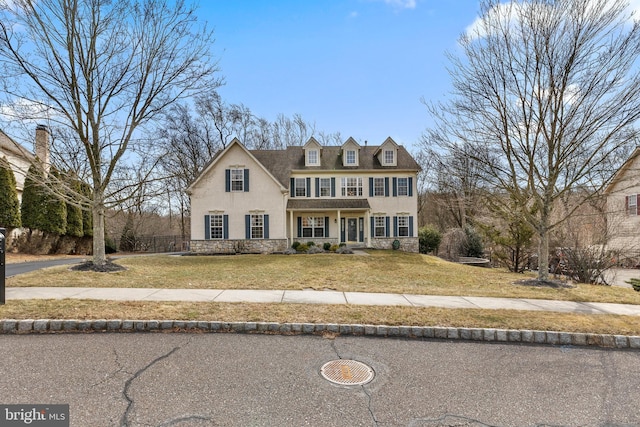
[
  {"left": 70, "top": 261, "right": 127, "bottom": 273},
  {"left": 514, "top": 278, "right": 575, "bottom": 289}
]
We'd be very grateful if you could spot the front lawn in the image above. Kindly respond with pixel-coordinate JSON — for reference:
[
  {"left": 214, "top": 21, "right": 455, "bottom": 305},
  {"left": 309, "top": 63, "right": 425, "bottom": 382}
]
[{"left": 8, "top": 251, "right": 640, "bottom": 305}]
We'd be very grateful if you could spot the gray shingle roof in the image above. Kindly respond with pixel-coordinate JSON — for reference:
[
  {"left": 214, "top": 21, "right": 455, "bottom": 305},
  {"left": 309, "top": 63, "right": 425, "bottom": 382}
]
[
  {"left": 251, "top": 145, "right": 420, "bottom": 188},
  {"left": 287, "top": 199, "right": 371, "bottom": 210}
]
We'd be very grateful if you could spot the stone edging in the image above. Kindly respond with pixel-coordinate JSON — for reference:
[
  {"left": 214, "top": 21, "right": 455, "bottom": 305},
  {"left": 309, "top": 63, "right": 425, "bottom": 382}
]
[{"left": 1, "top": 319, "right": 638, "bottom": 349}]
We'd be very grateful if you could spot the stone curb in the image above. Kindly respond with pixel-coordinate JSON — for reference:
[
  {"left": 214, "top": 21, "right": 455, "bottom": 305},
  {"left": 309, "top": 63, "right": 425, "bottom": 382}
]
[{"left": 1, "top": 319, "right": 639, "bottom": 349}]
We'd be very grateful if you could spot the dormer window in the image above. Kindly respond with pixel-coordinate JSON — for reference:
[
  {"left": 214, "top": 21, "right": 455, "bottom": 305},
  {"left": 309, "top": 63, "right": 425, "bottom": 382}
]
[
  {"left": 345, "top": 150, "right": 357, "bottom": 165},
  {"left": 384, "top": 150, "right": 395, "bottom": 165},
  {"left": 307, "top": 149, "right": 318, "bottom": 165}
]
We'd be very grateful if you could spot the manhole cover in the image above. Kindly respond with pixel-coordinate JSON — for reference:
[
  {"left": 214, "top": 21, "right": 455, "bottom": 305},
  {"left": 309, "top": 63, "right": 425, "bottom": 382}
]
[{"left": 320, "top": 359, "right": 374, "bottom": 386}]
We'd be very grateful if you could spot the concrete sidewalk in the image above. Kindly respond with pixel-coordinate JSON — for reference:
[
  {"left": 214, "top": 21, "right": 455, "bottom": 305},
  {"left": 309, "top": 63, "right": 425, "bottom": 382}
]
[{"left": 6, "top": 287, "right": 640, "bottom": 316}]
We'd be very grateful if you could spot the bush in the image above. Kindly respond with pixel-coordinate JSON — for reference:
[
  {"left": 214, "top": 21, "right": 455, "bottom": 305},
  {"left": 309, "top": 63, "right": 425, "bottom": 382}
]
[
  {"left": 307, "top": 241, "right": 315, "bottom": 247},
  {"left": 392, "top": 239, "right": 400, "bottom": 250},
  {"left": 283, "top": 248, "right": 297, "bottom": 255},
  {"left": 462, "top": 225, "right": 484, "bottom": 257},
  {"left": 296, "top": 243, "right": 309, "bottom": 253},
  {"left": 419, "top": 226, "right": 442, "bottom": 254},
  {"left": 105, "top": 236, "right": 117, "bottom": 254},
  {"left": 329, "top": 244, "right": 340, "bottom": 252},
  {"left": 291, "top": 241, "right": 301, "bottom": 250},
  {"left": 627, "top": 278, "right": 640, "bottom": 292},
  {"left": 308, "top": 246, "right": 324, "bottom": 254},
  {"left": 323, "top": 242, "right": 332, "bottom": 251},
  {"left": 339, "top": 242, "right": 346, "bottom": 247}
]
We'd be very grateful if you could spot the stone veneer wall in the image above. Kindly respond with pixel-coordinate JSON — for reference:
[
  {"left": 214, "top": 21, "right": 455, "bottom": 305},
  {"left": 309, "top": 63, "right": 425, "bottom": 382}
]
[
  {"left": 190, "top": 239, "right": 288, "bottom": 254},
  {"left": 191, "top": 238, "right": 418, "bottom": 254},
  {"left": 370, "top": 237, "right": 419, "bottom": 253}
]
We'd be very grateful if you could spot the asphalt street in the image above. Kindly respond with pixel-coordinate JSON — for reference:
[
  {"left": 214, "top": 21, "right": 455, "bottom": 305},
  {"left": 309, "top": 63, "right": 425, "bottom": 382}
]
[{"left": 0, "top": 333, "right": 639, "bottom": 427}]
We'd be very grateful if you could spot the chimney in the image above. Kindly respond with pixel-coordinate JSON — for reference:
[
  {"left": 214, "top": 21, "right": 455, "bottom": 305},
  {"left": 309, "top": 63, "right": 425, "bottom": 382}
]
[{"left": 35, "top": 124, "right": 50, "bottom": 175}]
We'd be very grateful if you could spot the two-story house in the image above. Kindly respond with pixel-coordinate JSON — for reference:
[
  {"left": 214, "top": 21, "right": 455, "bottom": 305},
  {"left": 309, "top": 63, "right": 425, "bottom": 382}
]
[
  {"left": 188, "top": 136, "right": 421, "bottom": 254},
  {"left": 0, "top": 125, "right": 51, "bottom": 202}
]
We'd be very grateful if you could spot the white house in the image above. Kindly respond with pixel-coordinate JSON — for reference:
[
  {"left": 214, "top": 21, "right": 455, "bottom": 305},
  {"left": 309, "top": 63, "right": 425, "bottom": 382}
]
[
  {"left": 188, "top": 137, "right": 421, "bottom": 254},
  {"left": 0, "top": 125, "right": 50, "bottom": 201},
  {"left": 604, "top": 147, "right": 640, "bottom": 255}
]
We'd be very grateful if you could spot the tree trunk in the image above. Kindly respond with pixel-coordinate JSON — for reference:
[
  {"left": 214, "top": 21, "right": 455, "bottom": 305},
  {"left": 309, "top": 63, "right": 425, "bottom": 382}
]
[
  {"left": 92, "top": 197, "right": 106, "bottom": 266},
  {"left": 538, "top": 229, "right": 550, "bottom": 281}
]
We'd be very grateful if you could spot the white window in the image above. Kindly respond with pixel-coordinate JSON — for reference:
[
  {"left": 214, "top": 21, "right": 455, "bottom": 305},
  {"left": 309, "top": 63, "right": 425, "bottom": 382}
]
[
  {"left": 629, "top": 194, "right": 638, "bottom": 216},
  {"left": 307, "top": 150, "right": 318, "bottom": 165},
  {"left": 374, "top": 177, "right": 385, "bottom": 197},
  {"left": 295, "top": 178, "right": 307, "bottom": 197},
  {"left": 345, "top": 150, "right": 357, "bottom": 165},
  {"left": 251, "top": 214, "right": 264, "bottom": 239},
  {"left": 302, "top": 217, "right": 325, "bottom": 238},
  {"left": 341, "top": 177, "right": 363, "bottom": 197},
  {"left": 384, "top": 150, "right": 394, "bottom": 165},
  {"left": 398, "top": 216, "right": 409, "bottom": 237},
  {"left": 231, "top": 169, "right": 244, "bottom": 192},
  {"left": 210, "top": 214, "right": 223, "bottom": 239},
  {"left": 374, "top": 216, "right": 386, "bottom": 238},
  {"left": 319, "top": 178, "right": 331, "bottom": 197},
  {"left": 397, "top": 178, "right": 408, "bottom": 196}
]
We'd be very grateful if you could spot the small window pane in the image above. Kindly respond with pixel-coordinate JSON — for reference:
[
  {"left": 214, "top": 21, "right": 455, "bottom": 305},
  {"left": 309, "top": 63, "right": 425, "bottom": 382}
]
[
  {"left": 210, "top": 215, "right": 223, "bottom": 239},
  {"left": 231, "top": 169, "right": 244, "bottom": 191},
  {"left": 397, "top": 178, "right": 408, "bottom": 196}
]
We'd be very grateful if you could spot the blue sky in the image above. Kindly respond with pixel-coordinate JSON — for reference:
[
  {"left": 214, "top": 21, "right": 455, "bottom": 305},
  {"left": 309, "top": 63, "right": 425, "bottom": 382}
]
[{"left": 201, "top": 1, "right": 481, "bottom": 150}]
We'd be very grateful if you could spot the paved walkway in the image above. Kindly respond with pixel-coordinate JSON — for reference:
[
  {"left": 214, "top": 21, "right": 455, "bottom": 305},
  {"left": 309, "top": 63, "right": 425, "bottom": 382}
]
[{"left": 6, "top": 287, "right": 640, "bottom": 316}]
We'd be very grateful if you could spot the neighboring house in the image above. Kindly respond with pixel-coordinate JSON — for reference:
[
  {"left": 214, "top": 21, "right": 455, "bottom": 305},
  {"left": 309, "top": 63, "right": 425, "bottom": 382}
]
[
  {"left": 604, "top": 147, "right": 640, "bottom": 255},
  {"left": 0, "top": 125, "right": 50, "bottom": 202},
  {"left": 188, "top": 136, "right": 421, "bottom": 254}
]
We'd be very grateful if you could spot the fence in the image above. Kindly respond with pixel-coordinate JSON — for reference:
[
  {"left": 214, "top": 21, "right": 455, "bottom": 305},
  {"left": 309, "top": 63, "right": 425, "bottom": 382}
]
[{"left": 112, "top": 235, "right": 190, "bottom": 253}]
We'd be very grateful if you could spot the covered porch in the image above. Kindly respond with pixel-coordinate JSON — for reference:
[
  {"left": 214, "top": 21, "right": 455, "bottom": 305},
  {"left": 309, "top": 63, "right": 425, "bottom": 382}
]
[{"left": 286, "top": 199, "right": 371, "bottom": 247}]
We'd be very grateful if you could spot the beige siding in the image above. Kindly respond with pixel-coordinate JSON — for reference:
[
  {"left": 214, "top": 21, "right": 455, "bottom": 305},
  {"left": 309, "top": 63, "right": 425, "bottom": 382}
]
[
  {"left": 190, "top": 144, "right": 286, "bottom": 240},
  {"left": 607, "top": 154, "right": 640, "bottom": 252},
  {"left": 0, "top": 132, "right": 33, "bottom": 201}
]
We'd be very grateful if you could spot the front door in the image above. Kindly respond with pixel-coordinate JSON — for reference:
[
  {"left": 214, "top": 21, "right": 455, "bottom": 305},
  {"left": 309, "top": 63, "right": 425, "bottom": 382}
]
[{"left": 347, "top": 218, "right": 358, "bottom": 242}]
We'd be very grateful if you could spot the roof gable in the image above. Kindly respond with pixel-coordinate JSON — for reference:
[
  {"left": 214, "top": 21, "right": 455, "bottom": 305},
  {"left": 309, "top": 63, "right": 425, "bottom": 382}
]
[
  {"left": 187, "top": 138, "right": 285, "bottom": 193},
  {"left": 605, "top": 147, "right": 640, "bottom": 194}
]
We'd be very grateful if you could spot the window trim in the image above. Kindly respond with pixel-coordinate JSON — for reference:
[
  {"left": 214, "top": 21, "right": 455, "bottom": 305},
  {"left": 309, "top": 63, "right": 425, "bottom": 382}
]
[
  {"left": 301, "top": 216, "right": 325, "bottom": 238},
  {"left": 383, "top": 149, "right": 395, "bottom": 165},
  {"left": 307, "top": 149, "right": 319, "bottom": 165},
  {"left": 209, "top": 214, "right": 224, "bottom": 239},
  {"left": 341, "top": 177, "right": 363, "bottom": 197},
  {"left": 397, "top": 216, "right": 410, "bottom": 237},
  {"left": 319, "top": 178, "right": 331, "bottom": 197},
  {"left": 373, "top": 177, "right": 385, "bottom": 197},
  {"left": 230, "top": 169, "right": 244, "bottom": 192},
  {"left": 345, "top": 150, "right": 357, "bottom": 165},
  {"left": 397, "top": 177, "right": 408, "bottom": 197},
  {"left": 251, "top": 214, "right": 264, "bottom": 239},
  {"left": 295, "top": 178, "right": 307, "bottom": 197},
  {"left": 374, "top": 216, "right": 386, "bottom": 238},
  {"left": 629, "top": 194, "right": 638, "bottom": 216}
]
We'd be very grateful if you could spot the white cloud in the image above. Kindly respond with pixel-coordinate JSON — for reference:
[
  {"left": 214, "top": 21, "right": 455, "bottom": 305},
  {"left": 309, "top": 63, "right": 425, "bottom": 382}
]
[
  {"left": 383, "top": 0, "right": 417, "bottom": 10},
  {"left": 466, "top": 0, "right": 640, "bottom": 40},
  {"left": 349, "top": 10, "right": 359, "bottom": 18},
  {"left": 0, "top": 99, "right": 55, "bottom": 123}
]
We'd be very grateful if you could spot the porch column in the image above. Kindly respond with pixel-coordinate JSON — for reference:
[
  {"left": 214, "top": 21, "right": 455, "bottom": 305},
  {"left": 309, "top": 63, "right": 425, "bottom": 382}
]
[
  {"left": 337, "top": 210, "right": 341, "bottom": 244},
  {"left": 365, "top": 210, "right": 371, "bottom": 248},
  {"left": 289, "top": 210, "right": 294, "bottom": 246}
]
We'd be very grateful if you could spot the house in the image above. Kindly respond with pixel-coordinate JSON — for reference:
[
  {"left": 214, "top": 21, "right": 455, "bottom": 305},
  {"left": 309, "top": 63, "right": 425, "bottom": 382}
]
[
  {"left": 604, "top": 147, "right": 640, "bottom": 256},
  {"left": 0, "top": 125, "right": 50, "bottom": 201},
  {"left": 188, "top": 136, "right": 421, "bottom": 254}
]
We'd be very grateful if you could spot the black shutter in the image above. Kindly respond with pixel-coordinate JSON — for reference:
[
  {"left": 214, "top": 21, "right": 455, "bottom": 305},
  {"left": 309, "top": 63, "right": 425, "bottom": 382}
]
[
  {"left": 225, "top": 169, "right": 231, "bottom": 192},
  {"left": 264, "top": 215, "right": 269, "bottom": 239},
  {"left": 244, "top": 169, "right": 250, "bottom": 192},
  {"left": 204, "top": 215, "right": 210, "bottom": 240}
]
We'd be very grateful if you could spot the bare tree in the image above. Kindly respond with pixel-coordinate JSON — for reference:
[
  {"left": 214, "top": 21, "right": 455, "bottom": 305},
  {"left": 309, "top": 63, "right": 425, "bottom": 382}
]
[
  {"left": 0, "top": 0, "right": 220, "bottom": 266},
  {"left": 426, "top": 0, "right": 640, "bottom": 281}
]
